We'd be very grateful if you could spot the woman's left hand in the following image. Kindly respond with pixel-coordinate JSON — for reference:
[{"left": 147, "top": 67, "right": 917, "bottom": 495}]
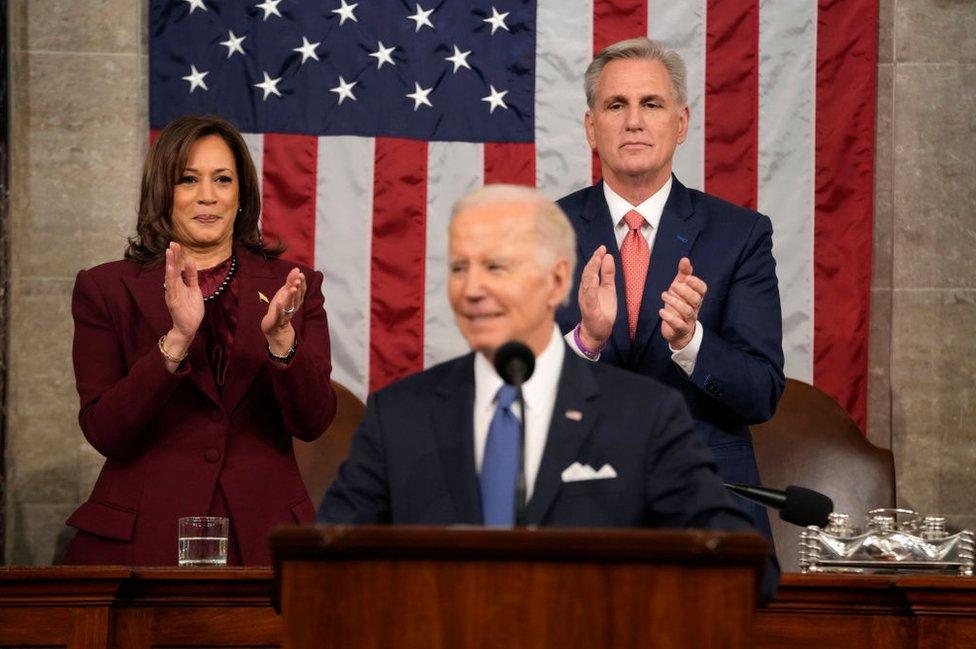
[{"left": 261, "top": 268, "right": 306, "bottom": 356}]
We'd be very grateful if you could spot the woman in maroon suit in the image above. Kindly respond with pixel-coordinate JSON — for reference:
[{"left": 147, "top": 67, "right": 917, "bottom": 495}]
[{"left": 64, "top": 115, "right": 337, "bottom": 566}]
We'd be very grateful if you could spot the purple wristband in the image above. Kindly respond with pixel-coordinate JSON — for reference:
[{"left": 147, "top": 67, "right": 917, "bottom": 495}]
[{"left": 573, "top": 323, "right": 604, "bottom": 359}]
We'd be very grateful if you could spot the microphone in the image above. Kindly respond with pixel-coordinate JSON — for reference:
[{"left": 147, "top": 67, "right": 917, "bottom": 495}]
[
  {"left": 725, "top": 483, "right": 833, "bottom": 527},
  {"left": 493, "top": 342, "right": 536, "bottom": 526},
  {"left": 494, "top": 341, "right": 535, "bottom": 386}
]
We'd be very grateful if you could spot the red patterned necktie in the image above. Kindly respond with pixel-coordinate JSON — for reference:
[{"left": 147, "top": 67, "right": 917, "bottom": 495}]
[{"left": 621, "top": 210, "right": 650, "bottom": 341}]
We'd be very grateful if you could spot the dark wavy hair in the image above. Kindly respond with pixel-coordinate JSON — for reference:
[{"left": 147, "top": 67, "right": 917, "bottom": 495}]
[{"left": 125, "top": 114, "right": 282, "bottom": 263}]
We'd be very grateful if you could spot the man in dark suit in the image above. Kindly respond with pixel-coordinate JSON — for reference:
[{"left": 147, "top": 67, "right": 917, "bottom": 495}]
[
  {"left": 317, "top": 184, "right": 776, "bottom": 597},
  {"left": 554, "top": 38, "right": 785, "bottom": 535}
]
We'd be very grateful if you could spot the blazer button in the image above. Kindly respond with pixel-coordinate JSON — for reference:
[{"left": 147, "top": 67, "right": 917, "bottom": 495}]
[
  {"left": 209, "top": 409, "right": 224, "bottom": 423},
  {"left": 204, "top": 448, "right": 221, "bottom": 464}
]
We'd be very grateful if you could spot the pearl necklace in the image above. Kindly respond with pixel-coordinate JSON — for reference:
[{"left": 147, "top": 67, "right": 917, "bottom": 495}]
[{"left": 203, "top": 253, "right": 238, "bottom": 303}]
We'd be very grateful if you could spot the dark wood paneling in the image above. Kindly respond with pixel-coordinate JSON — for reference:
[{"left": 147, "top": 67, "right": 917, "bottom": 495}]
[
  {"left": 0, "top": 567, "right": 281, "bottom": 648},
  {"left": 1, "top": 564, "right": 975, "bottom": 648},
  {"left": 274, "top": 527, "right": 765, "bottom": 649}
]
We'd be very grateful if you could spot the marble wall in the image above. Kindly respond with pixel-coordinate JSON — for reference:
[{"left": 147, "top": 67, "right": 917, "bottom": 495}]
[
  {"left": 874, "top": 0, "right": 976, "bottom": 531},
  {"left": 3, "top": 1, "right": 975, "bottom": 563},
  {"left": 5, "top": 0, "right": 147, "bottom": 563}
]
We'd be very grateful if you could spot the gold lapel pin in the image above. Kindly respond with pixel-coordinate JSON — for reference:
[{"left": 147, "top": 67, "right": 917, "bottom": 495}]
[{"left": 258, "top": 291, "right": 270, "bottom": 304}]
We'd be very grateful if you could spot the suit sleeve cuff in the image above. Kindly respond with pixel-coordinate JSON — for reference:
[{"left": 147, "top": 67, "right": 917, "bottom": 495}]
[{"left": 670, "top": 321, "right": 703, "bottom": 376}]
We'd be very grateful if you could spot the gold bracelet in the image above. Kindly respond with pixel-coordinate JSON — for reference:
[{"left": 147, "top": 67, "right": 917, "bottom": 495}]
[{"left": 158, "top": 334, "right": 189, "bottom": 364}]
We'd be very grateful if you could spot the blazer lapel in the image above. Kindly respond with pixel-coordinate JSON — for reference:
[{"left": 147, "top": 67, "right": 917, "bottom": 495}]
[
  {"left": 123, "top": 262, "right": 221, "bottom": 407},
  {"left": 577, "top": 182, "right": 631, "bottom": 361},
  {"left": 524, "top": 350, "right": 600, "bottom": 525},
  {"left": 221, "top": 250, "right": 279, "bottom": 415},
  {"left": 634, "top": 176, "right": 702, "bottom": 350},
  {"left": 432, "top": 355, "right": 482, "bottom": 524}
]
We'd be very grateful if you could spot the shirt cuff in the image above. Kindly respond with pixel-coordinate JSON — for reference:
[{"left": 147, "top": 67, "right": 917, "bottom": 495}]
[
  {"left": 669, "top": 321, "right": 702, "bottom": 376},
  {"left": 565, "top": 327, "right": 600, "bottom": 361}
]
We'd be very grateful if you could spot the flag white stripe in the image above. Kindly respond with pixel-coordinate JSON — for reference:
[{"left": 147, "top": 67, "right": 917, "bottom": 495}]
[
  {"left": 242, "top": 132, "right": 264, "bottom": 200},
  {"left": 648, "top": 0, "right": 706, "bottom": 191},
  {"left": 315, "top": 136, "right": 374, "bottom": 402},
  {"left": 424, "top": 142, "right": 484, "bottom": 369},
  {"left": 758, "top": 1, "right": 817, "bottom": 382},
  {"left": 534, "top": 0, "right": 593, "bottom": 199}
]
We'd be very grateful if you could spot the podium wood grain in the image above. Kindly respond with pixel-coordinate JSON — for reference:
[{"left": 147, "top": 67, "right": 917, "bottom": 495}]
[{"left": 270, "top": 526, "right": 769, "bottom": 649}]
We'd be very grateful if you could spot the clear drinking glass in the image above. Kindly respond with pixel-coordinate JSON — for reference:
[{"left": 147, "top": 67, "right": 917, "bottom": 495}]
[{"left": 178, "top": 516, "right": 229, "bottom": 566}]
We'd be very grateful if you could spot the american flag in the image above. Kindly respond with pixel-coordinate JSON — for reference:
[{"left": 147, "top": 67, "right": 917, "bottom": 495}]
[{"left": 150, "top": 0, "right": 877, "bottom": 429}]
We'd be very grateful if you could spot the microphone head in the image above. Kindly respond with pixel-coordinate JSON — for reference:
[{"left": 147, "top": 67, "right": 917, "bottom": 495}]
[
  {"left": 493, "top": 341, "right": 535, "bottom": 386},
  {"left": 781, "top": 485, "right": 834, "bottom": 527}
]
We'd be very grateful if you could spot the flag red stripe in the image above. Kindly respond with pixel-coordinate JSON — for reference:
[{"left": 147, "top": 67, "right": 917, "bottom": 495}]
[
  {"left": 593, "top": 0, "right": 648, "bottom": 54},
  {"left": 591, "top": 0, "right": 648, "bottom": 184},
  {"left": 704, "top": 0, "right": 759, "bottom": 209},
  {"left": 261, "top": 133, "right": 317, "bottom": 266},
  {"left": 484, "top": 143, "right": 536, "bottom": 186},
  {"left": 814, "top": 0, "right": 877, "bottom": 430},
  {"left": 369, "top": 137, "right": 428, "bottom": 393}
]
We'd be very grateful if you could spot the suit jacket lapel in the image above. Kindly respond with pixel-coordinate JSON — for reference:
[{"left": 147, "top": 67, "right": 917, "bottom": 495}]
[
  {"left": 432, "top": 355, "right": 482, "bottom": 524},
  {"left": 525, "top": 350, "right": 600, "bottom": 525},
  {"left": 578, "top": 182, "right": 631, "bottom": 361},
  {"left": 221, "top": 250, "right": 279, "bottom": 415},
  {"left": 634, "top": 176, "right": 702, "bottom": 349},
  {"left": 122, "top": 261, "right": 221, "bottom": 408}
]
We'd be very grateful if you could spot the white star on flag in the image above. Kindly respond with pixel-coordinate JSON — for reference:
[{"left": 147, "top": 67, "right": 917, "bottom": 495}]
[
  {"left": 481, "top": 85, "right": 508, "bottom": 113},
  {"left": 406, "top": 82, "right": 433, "bottom": 110},
  {"left": 294, "top": 36, "right": 321, "bottom": 64},
  {"left": 254, "top": 71, "right": 282, "bottom": 100},
  {"left": 445, "top": 45, "right": 472, "bottom": 73},
  {"left": 330, "top": 76, "right": 358, "bottom": 104},
  {"left": 332, "top": 0, "right": 359, "bottom": 26},
  {"left": 181, "top": 65, "right": 208, "bottom": 93},
  {"left": 219, "top": 30, "right": 246, "bottom": 58},
  {"left": 369, "top": 41, "right": 396, "bottom": 69},
  {"left": 255, "top": 0, "right": 283, "bottom": 21},
  {"left": 183, "top": 0, "right": 207, "bottom": 14},
  {"left": 483, "top": 7, "right": 510, "bottom": 34},
  {"left": 407, "top": 4, "right": 434, "bottom": 32}
]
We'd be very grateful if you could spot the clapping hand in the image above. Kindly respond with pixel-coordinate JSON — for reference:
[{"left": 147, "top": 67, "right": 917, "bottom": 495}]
[
  {"left": 659, "top": 257, "right": 707, "bottom": 350},
  {"left": 261, "top": 267, "right": 306, "bottom": 356},
  {"left": 160, "top": 242, "right": 204, "bottom": 367},
  {"left": 577, "top": 245, "right": 617, "bottom": 351}
]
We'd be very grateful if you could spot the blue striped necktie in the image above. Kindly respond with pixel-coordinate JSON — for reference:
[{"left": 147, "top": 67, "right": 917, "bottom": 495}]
[{"left": 480, "top": 384, "right": 521, "bottom": 526}]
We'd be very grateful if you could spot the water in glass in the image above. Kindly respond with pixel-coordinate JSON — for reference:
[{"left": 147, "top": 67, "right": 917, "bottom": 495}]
[{"left": 178, "top": 536, "right": 228, "bottom": 566}]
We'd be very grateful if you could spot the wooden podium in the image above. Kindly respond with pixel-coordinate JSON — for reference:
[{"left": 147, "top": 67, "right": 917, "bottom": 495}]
[{"left": 269, "top": 525, "right": 768, "bottom": 649}]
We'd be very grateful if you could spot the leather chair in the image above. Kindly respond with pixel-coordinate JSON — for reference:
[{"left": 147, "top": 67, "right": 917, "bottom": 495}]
[
  {"left": 751, "top": 378, "right": 896, "bottom": 572},
  {"left": 294, "top": 381, "right": 367, "bottom": 507}
]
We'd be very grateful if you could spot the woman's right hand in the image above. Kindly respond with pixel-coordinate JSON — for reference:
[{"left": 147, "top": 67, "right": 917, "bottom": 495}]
[{"left": 161, "top": 242, "right": 203, "bottom": 367}]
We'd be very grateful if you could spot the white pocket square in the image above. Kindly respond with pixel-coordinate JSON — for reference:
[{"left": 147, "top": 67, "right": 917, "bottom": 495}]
[{"left": 560, "top": 461, "right": 617, "bottom": 483}]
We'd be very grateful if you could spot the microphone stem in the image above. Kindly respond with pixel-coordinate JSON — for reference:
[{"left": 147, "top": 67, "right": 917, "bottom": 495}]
[{"left": 515, "top": 385, "right": 528, "bottom": 526}]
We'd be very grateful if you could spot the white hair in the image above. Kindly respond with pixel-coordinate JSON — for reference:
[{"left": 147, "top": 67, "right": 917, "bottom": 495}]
[
  {"left": 584, "top": 37, "right": 688, "bottom": 108},
  {"left": 450, "top": 184, "right": 577, "bottom": 275}
]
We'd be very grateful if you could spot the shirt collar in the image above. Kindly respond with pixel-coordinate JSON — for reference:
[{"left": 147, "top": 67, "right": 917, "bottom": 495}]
[
  {"left": 474, "top": 325, "right": 565, "bottom": 414},
  {"left": 603, "top": 175, "right": 673, "bottom": 231}
]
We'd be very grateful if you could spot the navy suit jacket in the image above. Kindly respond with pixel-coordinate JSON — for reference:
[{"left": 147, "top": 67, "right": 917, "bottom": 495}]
[
  {"left": 555, "top": 177, "right": 785, "bottom": 495},
  {"left": 318, "top": 347, "right": 778, "bottom": 599},
  {"left": 320, "top": 347, "right": 764, "bottom": 531}
]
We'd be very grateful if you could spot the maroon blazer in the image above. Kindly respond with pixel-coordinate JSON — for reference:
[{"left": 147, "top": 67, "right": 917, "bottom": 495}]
[{"left": 64, "top": 248, "right": 337, "bottom": 566}]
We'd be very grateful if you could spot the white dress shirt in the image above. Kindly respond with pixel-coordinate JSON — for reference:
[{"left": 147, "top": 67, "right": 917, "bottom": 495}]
[
  {"left": 565, "top": 178, "right": 703, "bottom": 375},
  {"left": 474, "top": 326, "right": 565, "bottom": 501}
]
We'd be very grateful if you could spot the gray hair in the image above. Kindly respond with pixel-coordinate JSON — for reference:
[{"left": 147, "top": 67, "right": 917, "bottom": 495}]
[
  {"left": 584, "top": 37, "right": 687, "bottom": 109},
  {"left": 451, "top": 183, "right": 577, "bottom": 284}
]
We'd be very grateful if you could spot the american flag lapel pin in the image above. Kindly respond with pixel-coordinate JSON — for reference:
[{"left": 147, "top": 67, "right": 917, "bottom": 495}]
[
  {"left": 565, "top": 410, "right": 583, "bottom": 421},
  {"left": 258, "top": 291, "right": 270, "bottom": 304}
]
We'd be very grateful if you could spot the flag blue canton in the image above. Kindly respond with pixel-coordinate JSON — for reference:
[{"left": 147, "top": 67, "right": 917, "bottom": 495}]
[{"left": 150, "top": 0, "right": 536, "bottom": 142}]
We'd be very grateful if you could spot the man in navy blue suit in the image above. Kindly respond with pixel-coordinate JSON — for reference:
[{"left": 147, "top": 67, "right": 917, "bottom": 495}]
[
  {"left": 318, "top": 184, "right": 777, "bottom": 598},
  {"left": 555, "top": 38, "right": 785, "bottom": 536}
]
